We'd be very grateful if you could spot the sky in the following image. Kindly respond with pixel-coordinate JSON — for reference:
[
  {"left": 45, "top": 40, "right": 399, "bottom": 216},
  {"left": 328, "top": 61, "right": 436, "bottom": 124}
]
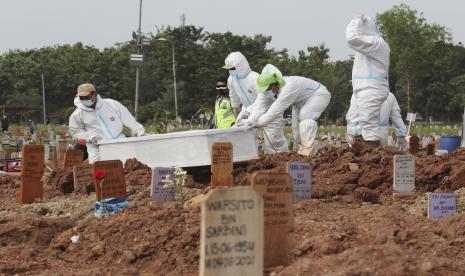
[{"left": 1, "top": 0, "right": 464, "bottom": 61}]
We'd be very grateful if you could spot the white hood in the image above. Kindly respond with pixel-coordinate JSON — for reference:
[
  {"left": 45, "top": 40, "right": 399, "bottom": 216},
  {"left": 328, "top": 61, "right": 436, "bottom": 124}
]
[
  {"left": 224, "top": 52, "right": 252, "bottom": 78},
  {"left": 360, "top": 16, "right": 380, "bottom": 36}
]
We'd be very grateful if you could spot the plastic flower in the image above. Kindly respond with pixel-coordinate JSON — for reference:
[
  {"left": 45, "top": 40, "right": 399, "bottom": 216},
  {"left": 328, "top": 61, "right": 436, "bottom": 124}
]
[{"left": 93, "top": 170, "right": 106, "bottom": 180}]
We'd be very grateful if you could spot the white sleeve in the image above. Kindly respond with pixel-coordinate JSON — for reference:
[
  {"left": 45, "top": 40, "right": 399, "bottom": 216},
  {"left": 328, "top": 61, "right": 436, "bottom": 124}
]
[
  {"left": 346, "top": 18, "right": 386, "bottom": 59},
  {"left": 257, "top": 86, "right": 299, "bottom": 126},
  {"left": 69, "top": 111, "right": 92, "bottom": 142},
  {"left": 389, "top": 96, "right": 407, "bottom": 137},
  {"left": 228, "top": 76, "right": 241, "bottom": 109},
  {"left": 246, "top": 92, "right": 274, "bottom": 123},
  {"left": 113, "top": 100, "right": 145, "bottom": 136}
]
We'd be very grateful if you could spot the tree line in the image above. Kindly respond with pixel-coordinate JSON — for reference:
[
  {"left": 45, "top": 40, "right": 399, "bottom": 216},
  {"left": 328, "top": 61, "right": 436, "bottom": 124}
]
[{"left": 1, "top": 4, "right": 465, "bottom": 126}]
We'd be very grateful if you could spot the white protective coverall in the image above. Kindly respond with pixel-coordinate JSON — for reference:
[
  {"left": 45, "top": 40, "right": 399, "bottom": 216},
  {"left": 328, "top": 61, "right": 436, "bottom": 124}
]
[
  {"left": 346, "top": 14, "right": 390, "bottom": 141},
  {"left": 225, "top": 52, "right": 288, "bottom": 153},
  {"left": 69, "top": 95, "right": 145, "bottom": 163},
  {"left": 249, "top": 75, "right": 331, "bottom": 156},
  {"left": 378, "top": 92, "right": 407, "bottom": 145}
]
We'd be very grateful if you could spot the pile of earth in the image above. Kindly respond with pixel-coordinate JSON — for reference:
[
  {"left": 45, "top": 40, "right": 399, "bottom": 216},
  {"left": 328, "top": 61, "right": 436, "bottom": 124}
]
[
  {"left": 1, "top": 145, "right": 465, "bottom": 275},
  {"left": 235, "top": 146, "right": 465, "bottom": 204}
]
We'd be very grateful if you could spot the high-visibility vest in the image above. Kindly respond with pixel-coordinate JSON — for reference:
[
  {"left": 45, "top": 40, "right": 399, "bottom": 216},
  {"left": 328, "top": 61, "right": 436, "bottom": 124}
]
[{"left": 214, "top": 96, "right": 236, "bottom": 128}]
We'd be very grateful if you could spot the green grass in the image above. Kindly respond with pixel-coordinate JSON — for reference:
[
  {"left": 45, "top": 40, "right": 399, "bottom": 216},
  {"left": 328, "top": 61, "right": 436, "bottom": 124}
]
[{"left": 4, "top": 123, "right": 463, "bottom": 141}]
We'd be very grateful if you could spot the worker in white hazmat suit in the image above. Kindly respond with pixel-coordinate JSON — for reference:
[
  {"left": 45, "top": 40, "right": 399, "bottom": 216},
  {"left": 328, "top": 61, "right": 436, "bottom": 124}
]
[
  {"left": 245, "top": 64, "right": 331, "bottom": 156},
  {"left": 348, "top": 92, "right": 407, "bottom": 150},
  {"left": 69, "top": 83, "right": 145, "bottom": 163},
  {"left": 346, "top": 14, "right": 390, "bottom": 148},
  {"left": 223, "top": 52, "right": 288, "bottom": 153}
]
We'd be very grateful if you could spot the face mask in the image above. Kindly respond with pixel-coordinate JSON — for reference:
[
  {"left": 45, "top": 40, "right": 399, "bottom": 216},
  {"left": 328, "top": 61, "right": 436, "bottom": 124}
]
[
  {"left": 263, "top": 90, "right": 276, "bottom": 99},
  {"left": 229, "top": 70, "right": 237, "bottom": 77},
  {"left": 80, "top": 94, "right": 95, "bottom": 107}
]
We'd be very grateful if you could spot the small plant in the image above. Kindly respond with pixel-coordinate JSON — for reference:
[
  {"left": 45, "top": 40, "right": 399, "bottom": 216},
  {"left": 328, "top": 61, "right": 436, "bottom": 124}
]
[{"left": 162, "top": 166, "right": 188, "bottom": 204}]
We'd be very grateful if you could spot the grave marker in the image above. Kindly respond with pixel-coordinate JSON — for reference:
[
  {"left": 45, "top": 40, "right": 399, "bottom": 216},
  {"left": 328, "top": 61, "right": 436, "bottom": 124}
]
[
  {"left": 151, "top": 167, "right": 175, "bottom": 203},
  {"left": 428, "top": 192, "right": 457, "bottom": 220},
  {"left": 200, "top": 186, "right": 263, "bottom": 276},
  {"left": 409, "top": 135, "right": 419, "bottom": 155},
  {"left": 393, "top": 154, "right": 415, "bottom": 196},
  {"left": 286, "top": 162, "right": 312, "bottom": 202},
  {"left": 57, "top": 140, "right": 67, "bottom": 161},
  {"left": 64, "top": 149, "right": 84, "bottom": 168},
  {"left": 211, "top": 142, "right": 233, "bottom": 187},
  {"left": 20, "top": 145, "right": 44, "bottom": 204},
  {"left": 251, "top": 172, "right": 293, "bottom": 268},
  {"left": 73, "top": 164, "right": 93, "bottom": 189},
  {"left": 92, "top": 160, "right": 126, "bottom": 200},
  {"left": 51, "top": 145, "right": 58, "bottom": 170}
]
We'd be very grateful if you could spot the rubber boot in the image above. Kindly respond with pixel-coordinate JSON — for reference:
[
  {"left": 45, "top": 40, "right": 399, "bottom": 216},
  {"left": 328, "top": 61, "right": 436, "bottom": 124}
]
[
  {"left": 351, "top": 135, "right": 365, "bottom": 156},
  {"left": 365, "top": 140, "right": 381, "bottom": 150}
]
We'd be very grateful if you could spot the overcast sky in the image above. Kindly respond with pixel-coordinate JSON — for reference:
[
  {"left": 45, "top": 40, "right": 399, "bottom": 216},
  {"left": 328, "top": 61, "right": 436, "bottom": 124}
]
[{"left": 1, "top": 0, "right": 464, "bottom": 60}]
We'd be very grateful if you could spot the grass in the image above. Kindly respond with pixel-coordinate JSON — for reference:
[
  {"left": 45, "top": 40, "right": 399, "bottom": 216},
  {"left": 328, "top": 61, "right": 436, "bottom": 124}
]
[{"left": 3, "top": 122, "right": 463, "bottom": 142}]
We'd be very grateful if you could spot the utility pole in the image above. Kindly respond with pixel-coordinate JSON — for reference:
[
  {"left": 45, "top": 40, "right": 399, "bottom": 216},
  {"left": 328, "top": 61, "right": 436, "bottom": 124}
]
[
  {"left": 41, "top": 73, "right": 46, "bottom": 125},
  {"left": 171, "top": 41, "right": 178, "bottom": 120},
  {"left": 134, "top": 0, "right": 143, "bottom": 120}
]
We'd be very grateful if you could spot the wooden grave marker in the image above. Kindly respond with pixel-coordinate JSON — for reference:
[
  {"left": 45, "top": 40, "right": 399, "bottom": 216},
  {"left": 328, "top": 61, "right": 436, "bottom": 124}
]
[
  {"left": 286, "top": 162, "right": 312, "bottom": 202},
  {"left": 73, "top": 164, "right": 93, "bottom": 189},
  {"left": 92, "top": 160, "right": 126, "bottom": 200},
  {"left": 251, "top": 172, "right": 293, "bottom": 268},
  {"left": 151, "top": 167, "right": 175, "bottom": 203},
  {"left": 211, "top": 142, "right": 233, "bottom": 187},
  {"left": 64, "top": 149, "right": 84, "bottom": 168},
  {"left": 428, "top": 192, "right": 457, "bottom": 220},
  {"left": 393, "top": 154, "right": 415, "bottom": 196},
  {"left": 20, "top": 145, "right": 45, "bottom": 204},
  {"left": 200, "top": 186, "right": 263, "bottom": 276}
]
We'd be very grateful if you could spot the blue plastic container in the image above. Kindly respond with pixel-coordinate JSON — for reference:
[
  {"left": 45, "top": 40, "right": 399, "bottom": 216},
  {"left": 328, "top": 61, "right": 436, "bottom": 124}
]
[{"left": 439, "top": 136, "right": 461, "bottom": 154}]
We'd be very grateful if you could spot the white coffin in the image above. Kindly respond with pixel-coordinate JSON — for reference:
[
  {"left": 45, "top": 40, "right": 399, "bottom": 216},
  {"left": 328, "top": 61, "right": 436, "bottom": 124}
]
[{"left": 98, "top": 128, "right": 259, "bottom": 167}]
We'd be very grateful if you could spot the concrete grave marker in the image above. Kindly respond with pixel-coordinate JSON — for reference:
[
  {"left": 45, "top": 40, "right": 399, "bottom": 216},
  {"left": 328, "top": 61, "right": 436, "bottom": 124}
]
[
  {"left": 393, "top": 154, "right": 415, "bottom": 196},
  {"left": 43, "top": 144, "right": 50, "bottom": 161},
  {"left": 286, "top": 162, "right": 312, "bottom": 202},
  {"left": 211, "top": 142, "right": 233, "bottom": 187},
  {"left": 51, "top": 145, "right": 58, "bottom": 170},
  {"left": 151, "top": 167, "right": 175, "bottom": 203},
  {"left": 428, "top": 192, "right": 457, "bottom": 220},
  {"left": 57, "top": 140, "right": 67, "bottom": 161},
  {"left": 20, "top": 145, "right": 44, "bottom": 204},
  {"left": 92, "top": 160, "right": 126, "bottom": 200},
  {"left": 73, "top": 164, "right": 93, "bottom": 189},
  {"left": 64, "top": 149, "right": 84, "bottom": 168},
  {"left": 251, "top": 172, "right": 293, "bottom": 268},
  {"left": 200, "top": 186, "right": 263, "bottom": 276}
]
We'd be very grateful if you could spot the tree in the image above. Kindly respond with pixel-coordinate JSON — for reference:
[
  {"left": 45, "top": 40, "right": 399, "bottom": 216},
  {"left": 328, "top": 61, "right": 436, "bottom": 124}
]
[{"left": 377, "top": 4, "right": 451, "bottom": 113}]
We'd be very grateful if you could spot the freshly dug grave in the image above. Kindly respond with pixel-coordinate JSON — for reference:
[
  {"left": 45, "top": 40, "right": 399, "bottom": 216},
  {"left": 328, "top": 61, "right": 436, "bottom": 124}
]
[{"left": 1, "top": 146, "right": 465, "bottom": 275}]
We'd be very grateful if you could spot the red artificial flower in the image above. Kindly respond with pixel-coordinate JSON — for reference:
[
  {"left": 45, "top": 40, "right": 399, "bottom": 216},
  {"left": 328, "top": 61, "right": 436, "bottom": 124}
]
[{"left": 93, "top": 170, "right": 106, "bottom": 180}]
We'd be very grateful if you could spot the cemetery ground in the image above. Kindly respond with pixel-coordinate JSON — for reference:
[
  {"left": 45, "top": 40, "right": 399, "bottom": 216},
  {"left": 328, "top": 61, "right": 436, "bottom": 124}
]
[{"left": 1, "top": 146, "right": 465, "bottom": 275}]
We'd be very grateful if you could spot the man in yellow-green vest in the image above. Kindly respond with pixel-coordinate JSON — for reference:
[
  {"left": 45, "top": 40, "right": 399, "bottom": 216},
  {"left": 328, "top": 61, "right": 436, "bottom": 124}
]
[{"left": 212, "top": 78, "right": 236, "bottom": 128}]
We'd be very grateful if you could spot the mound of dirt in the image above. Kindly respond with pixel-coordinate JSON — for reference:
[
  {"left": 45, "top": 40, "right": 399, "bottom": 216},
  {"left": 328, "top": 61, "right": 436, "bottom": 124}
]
[
  {"left": 1, "top": 146, "right": 465, "bottom": 274},
  {"left": 48, "top": 202, "right": 200, "bottom": 275}
]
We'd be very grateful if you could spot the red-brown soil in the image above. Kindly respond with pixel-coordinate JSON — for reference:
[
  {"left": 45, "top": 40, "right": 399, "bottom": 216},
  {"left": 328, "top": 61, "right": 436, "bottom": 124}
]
[{"left": 1, "top": 146, "right": 465, "bottom": 275}]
